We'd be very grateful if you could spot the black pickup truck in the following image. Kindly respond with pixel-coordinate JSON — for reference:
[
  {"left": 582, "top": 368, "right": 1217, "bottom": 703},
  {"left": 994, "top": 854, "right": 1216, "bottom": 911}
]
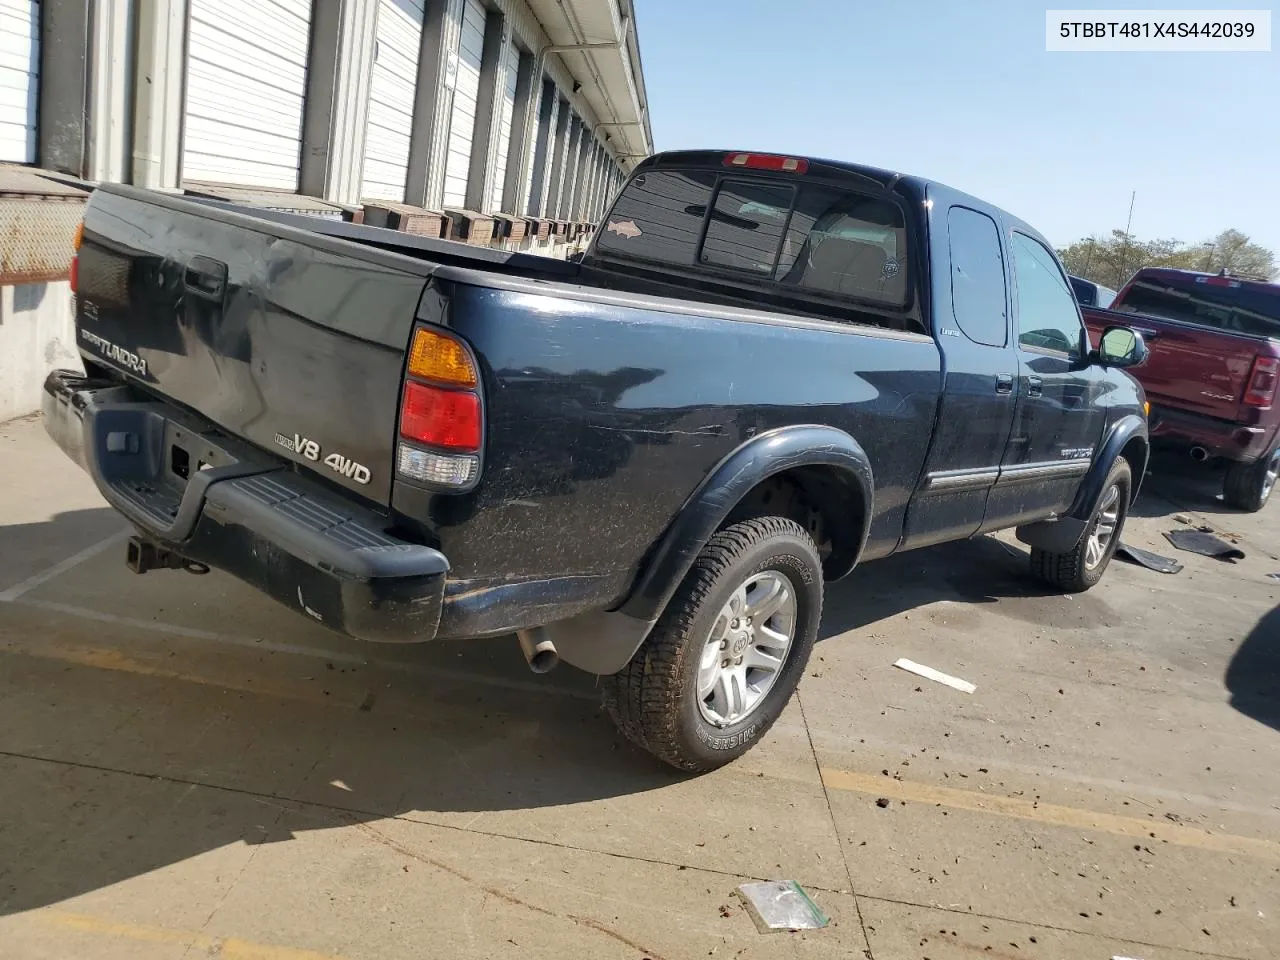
[{"left": 45, "top": 149, "right": 1150, "bottom": 772}]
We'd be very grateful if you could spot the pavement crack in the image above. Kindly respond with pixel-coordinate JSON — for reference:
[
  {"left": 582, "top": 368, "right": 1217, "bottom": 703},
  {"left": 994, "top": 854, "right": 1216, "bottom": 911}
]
[
  {"left": 0, "top": 747, "right": 834, "bottom": 893},
  {"left": 176, "top": 749, "right": 326, "bottom": 960},
  {"left": 350, "top": 819, "right": 669, "bottom": 960},
  {"left": 797, "top": 688, "right": 875, "bottom": 959}
]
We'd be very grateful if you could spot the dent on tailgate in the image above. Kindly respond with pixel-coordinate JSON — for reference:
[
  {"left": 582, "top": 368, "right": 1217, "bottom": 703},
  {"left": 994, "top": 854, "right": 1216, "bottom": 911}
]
[{"left": 75, "top": 188, "right": 429, "bottom": 507}]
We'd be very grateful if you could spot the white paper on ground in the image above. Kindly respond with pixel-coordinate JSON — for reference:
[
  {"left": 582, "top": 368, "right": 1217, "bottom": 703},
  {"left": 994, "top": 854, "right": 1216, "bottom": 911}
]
[{"left": 893, "top": 657, "right": 976, "bottom": 694}]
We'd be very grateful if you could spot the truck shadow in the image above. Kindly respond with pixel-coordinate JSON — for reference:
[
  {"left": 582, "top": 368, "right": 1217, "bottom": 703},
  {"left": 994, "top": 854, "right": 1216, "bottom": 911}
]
[
  {"left": 0, "top": 506, "right": 125, "bottom": 595},
  {"left": 0, "top": 512, "right": 1124, "bottom": 919},
  {"left": 0, "top": 509, "right": 697, "bottom": 919},
  {"left": 1128, "top": 450, "right": 1236, "bottom": 520},
  {"left": 1225, "top": 605, "right": 1280, "bottom": 733},
  {"left": 819, "top": 534, "right": 1115, "bottom": 638}
]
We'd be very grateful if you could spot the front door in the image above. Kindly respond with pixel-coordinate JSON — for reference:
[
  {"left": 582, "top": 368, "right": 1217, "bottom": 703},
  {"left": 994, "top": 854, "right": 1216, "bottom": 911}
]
[{"left": 981, "top": 232, "right": 1108, "bottom": 531}]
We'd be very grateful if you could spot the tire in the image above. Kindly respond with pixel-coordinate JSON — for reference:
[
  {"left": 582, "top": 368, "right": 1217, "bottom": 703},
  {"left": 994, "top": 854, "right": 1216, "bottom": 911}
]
[
  {"left": 603, "top": 517, "right": 823, "bottom": 773},
  {"left": 1223, "top": 448, "right": 1280, "bottom": 512},
  {"left": 1030, "top": 458, "right": 1131, "bottom": 593}
]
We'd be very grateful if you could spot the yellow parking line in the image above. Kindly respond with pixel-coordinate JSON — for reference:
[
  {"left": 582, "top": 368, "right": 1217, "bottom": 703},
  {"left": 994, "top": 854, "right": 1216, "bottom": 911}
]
[
  {"left": 820, "top": 766, "right": 1280, "bottom": 862},
  {"left": 36, "top": 910, "right": 348, "bottom": 960}
]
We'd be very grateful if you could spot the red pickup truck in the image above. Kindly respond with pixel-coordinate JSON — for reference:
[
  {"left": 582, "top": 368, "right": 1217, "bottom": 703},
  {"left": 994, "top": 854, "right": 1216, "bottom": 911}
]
[{"left": 1081, "top": 267, "right": 1280, "bottom": 511}]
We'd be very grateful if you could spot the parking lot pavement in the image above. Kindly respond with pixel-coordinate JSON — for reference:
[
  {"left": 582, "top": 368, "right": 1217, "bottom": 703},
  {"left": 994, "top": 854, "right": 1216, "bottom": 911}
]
[{"left": 1, "top": 412, "right": 1277, "bottom": 960}]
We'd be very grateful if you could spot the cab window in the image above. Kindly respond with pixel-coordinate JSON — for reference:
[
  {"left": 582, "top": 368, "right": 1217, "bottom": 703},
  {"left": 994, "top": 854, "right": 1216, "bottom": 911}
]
[{"left": 1012, "top": 233, "right": 1084, "bottom": 355}]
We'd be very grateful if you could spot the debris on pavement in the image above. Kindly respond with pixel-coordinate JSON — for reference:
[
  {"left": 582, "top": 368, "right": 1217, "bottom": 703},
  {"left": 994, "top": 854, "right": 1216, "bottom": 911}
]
[
  {"left": 1115, "top": 543, "right": 1183, "bottom": 574},
  {"left": 875, "top": 797, "right": 890, "bottom": 808},
  {"left": 893, "top": 657, "right": 976, "bottom": 694},
  {"left": 735, "top": 881, "right": 829, "bottom": 933},
  {"left": 1164, "top": 529, "right": 1246, "bottom": 562}
]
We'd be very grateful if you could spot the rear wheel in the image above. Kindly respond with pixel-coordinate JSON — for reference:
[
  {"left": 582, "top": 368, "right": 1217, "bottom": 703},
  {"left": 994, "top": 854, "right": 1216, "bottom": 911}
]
[
  {"left": 603, "top": 517, "right": 823, "bottom": 772},
  {"left": 1223, "top": 448, "right": 1280, "bottom": 512},
  {"left": 1031, "top": 458, "right": 1131, "bottom": 593}
]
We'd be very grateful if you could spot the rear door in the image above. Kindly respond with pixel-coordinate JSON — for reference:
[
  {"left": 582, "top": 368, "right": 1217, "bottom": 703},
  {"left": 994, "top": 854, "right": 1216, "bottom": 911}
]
[
  {"left": 1108, "top": 272, "right": 1280, "bottom": 420},
  {"left": 982, "top": 232, "right": 1107, "bottom": 527},
  {"left": 900, "top": 203, "right": 1017, "bottom": 550}
]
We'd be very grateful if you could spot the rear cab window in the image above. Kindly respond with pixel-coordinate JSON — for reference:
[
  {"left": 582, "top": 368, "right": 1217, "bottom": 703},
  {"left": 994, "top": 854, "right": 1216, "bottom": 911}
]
[
  {"left": 947, "top": 206, "right": 1008, "bottom": 347},
  {"left": 595, "top": 166, "right": 913, "bottom": 317},
  {"left": 1114, "top": 271, "right": 1280, "bottom": 338}
]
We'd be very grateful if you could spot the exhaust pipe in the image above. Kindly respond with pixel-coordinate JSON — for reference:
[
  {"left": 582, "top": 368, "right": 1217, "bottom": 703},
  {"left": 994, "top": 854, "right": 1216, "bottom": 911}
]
[
  {"left": 1190, "top": 446, "right": 1210, "bottom": 462},
  {"left": 516, "top": 627, "right": 559, "bottom": 674}
]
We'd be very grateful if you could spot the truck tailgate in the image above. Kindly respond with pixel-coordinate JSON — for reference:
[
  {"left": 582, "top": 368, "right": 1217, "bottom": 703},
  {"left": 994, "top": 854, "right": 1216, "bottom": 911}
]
[
  {"left": 73, "top": 185, "right": 433, "bottom": 507},
  {"left": 1084, "top": 306, "right": 1260, "bottom": 420}
]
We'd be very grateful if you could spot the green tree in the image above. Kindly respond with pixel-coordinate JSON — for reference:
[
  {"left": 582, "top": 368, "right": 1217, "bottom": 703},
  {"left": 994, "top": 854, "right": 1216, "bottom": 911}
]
[
  {"left": 1058, "top": 228, "right": 1276, "bottom": 290},
  {"left": 1200, "top": 229, "right": 1276, "bottom": 278}
]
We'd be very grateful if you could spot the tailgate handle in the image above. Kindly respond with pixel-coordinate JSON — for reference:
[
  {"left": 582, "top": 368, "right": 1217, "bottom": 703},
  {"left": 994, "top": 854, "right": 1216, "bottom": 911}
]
[{"left": 184, "top": 256, "right": 227, "bottom": 301}]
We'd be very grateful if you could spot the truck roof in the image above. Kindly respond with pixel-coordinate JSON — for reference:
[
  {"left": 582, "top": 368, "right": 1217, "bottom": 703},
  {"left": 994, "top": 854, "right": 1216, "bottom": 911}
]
[{"left": 1131, "top": 266, "right": 1279, "bottom": 291}]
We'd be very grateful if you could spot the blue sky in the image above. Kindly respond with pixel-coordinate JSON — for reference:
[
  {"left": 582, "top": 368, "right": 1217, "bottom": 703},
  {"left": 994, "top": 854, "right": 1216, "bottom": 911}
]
[{"left": 632, "top": 0, "right": 1279, "bottom": 255}]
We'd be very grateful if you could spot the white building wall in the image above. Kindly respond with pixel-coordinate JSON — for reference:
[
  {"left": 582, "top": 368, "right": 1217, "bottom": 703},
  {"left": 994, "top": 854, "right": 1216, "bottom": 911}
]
[{"left": 0, "top": 281, "right": 79, "bottom": 422}]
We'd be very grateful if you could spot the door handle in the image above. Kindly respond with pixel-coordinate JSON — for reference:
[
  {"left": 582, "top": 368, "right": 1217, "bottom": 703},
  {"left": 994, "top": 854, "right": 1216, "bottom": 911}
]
[
  {"left": 1028, "top": 376, "right": 1043, "bottom": 397},
  {"left": 184, "top": 256, "right": 227, "bottom": 301},
  {"left": 995, "top": 374, "right": 1014, "bottom": 395}
]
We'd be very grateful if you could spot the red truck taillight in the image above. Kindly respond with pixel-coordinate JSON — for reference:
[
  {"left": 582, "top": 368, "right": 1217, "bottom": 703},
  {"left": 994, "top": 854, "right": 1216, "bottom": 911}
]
[
  {"left": 396, "top": 327, "right": 482, "bottom": 488},
  {"left": 1243, "top": 355, "right": 1280, "bottom": 408}
]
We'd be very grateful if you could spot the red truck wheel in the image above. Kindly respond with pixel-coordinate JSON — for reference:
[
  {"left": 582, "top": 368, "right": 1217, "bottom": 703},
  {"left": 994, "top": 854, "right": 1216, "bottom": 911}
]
[
  {"left": 1223, "top": 448, "right": 1280, "bottom": 512},
  {"left": 603, "top": 517, "right": 823, "bottom": 772}
]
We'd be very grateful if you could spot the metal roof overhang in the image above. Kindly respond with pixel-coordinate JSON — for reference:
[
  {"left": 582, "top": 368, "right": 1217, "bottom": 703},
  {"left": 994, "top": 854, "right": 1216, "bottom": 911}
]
[{"left": 525, "top": 0, "right": 653, "bottom": 171}]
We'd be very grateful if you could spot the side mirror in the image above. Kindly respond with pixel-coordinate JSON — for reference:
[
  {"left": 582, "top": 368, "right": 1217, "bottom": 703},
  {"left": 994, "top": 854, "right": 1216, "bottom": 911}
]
[{"left": 1097, "top": 325, "right": 1149, "bottom": 368}]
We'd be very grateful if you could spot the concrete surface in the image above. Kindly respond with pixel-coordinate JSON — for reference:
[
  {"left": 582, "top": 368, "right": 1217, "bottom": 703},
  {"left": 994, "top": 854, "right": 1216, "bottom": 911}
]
[
  {"left": 0, "top": 281, "right": 79, "bottom": 422},
  {"left": 0, "top": 411, "right": 1277, "bottom": 960}
]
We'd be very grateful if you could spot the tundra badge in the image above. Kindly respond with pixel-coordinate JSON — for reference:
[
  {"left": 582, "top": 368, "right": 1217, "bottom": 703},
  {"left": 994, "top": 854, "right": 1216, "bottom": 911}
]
[{"left": 273, "top": 433, "right": 372, "bottom": 485}]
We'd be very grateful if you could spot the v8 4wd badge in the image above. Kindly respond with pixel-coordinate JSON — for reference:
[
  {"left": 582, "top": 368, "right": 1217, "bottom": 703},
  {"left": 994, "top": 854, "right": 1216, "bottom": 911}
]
[{"left": 273, "top": 433, "right": 372, "bottom": 485}]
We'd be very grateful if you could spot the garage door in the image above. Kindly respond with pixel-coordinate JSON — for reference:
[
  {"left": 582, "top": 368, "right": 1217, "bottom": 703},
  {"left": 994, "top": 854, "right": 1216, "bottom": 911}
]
[
  {"left": 440, "top": 0, "right": 485, "bottom": 208},
  {"left": 182, "top": 0, "right": 311, "bottom": 189},
  {"left": 361, "top": 0, "right": 424, "bottom": 202},
  {"left": 0, "top": 0, "right": 39, "bottom": 164},
  {"left": 485, "top": 41, "right": 519, "bottom": 213}
]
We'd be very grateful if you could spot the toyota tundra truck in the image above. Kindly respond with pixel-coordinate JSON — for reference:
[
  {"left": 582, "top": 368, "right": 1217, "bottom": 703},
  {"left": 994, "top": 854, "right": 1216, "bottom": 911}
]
[{"left": 44, "top": 149, "right": 1150, "bottom": 772}]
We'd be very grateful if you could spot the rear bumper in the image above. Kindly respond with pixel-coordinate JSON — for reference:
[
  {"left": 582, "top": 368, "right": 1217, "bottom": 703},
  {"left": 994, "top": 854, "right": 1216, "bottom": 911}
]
[
  {"left": 1148, "top": 403, "right": 1276, "bottom": 463},
  {"left": 41, "top": 370, "right": 448, "bottom": 643}
]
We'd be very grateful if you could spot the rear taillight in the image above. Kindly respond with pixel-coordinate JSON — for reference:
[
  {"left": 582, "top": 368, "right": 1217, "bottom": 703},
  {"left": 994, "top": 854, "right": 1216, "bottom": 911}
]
[
  {"left": 400, "top": 382, "right": 481, "bottom": 450},
  {"left": 396, "top": 327, "right": 482, "bottom": 488},
  {"left": 723, "top": 152, "right": 809, "bottom": 174},
  {"left": 1243, "top": 355, "right": 1280, "bottom": 408}
]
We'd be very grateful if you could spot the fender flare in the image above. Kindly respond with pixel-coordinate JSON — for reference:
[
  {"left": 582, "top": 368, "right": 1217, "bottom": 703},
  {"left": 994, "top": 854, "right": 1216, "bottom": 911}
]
[
  {"left": 618, "top": 424, "right": 874, "bottom": 624},
  {"left": 1016, "top": 414, "right": 1149, "bottom": 553},
  {"left": 1070, "top": 414, "right": 1149, "bottom": 518}
]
